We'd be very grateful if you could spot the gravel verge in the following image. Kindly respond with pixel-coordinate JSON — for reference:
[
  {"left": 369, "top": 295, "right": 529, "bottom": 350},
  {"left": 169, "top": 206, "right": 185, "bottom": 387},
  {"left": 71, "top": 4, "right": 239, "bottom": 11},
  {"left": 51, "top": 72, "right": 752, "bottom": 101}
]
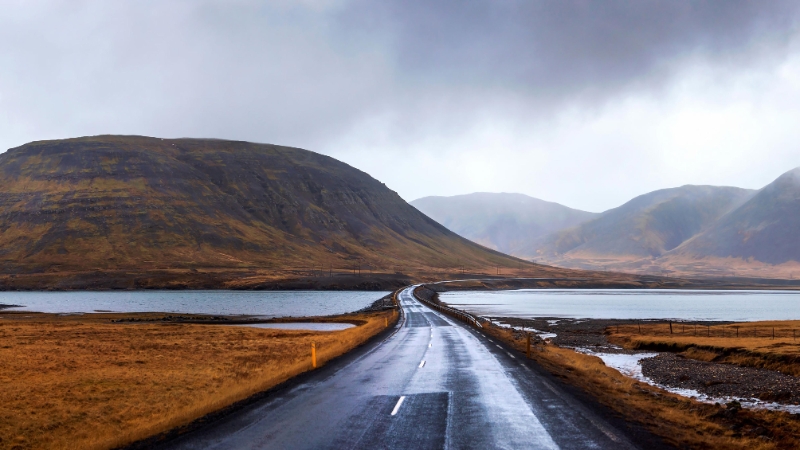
[{"left": 641, "top": 353, "right": 800, "bottom": 404}]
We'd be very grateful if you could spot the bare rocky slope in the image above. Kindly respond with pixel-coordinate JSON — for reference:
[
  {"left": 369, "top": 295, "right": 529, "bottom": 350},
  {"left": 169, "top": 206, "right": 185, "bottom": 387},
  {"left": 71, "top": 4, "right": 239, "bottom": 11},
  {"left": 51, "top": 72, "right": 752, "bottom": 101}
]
[{"left": 0, "top": 135, "right": 533, "bottom": 288}]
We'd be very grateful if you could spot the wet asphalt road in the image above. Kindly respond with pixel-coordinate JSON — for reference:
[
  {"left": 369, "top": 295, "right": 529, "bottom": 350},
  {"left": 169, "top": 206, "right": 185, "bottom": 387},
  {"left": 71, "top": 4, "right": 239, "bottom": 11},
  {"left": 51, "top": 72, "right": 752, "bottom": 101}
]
[{"left": 162, "top": 286, "right": 642, "bottom": 449}]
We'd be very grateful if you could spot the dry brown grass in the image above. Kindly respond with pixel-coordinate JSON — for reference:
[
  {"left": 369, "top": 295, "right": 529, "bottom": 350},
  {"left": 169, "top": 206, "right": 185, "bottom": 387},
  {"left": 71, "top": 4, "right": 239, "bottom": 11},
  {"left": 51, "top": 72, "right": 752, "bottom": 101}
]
[
  {"left": 482, "top": 323, "right": 800, "bottom": 449},
  {"left": 0, "top": 309, "right": 397, "bottom": 450},
  {"left": 609, "top": 321, "right": 800, "bottom": 377}
]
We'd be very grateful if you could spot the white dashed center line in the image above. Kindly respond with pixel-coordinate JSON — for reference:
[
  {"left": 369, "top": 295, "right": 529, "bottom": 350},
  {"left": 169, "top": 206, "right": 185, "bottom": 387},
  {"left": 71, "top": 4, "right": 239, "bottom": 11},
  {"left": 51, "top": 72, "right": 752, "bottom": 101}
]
[
  {"left": 496, "top": 344, "right": 502, "bottom": 349},
  {"left": 419, "top": 360, "right": 426, "bottom": 368},
  {"left": 391, "top": 396, "right": 406, "bottom": 416},
  {"left": 506, "top": 352, "right": 516, "bottom": 359}
]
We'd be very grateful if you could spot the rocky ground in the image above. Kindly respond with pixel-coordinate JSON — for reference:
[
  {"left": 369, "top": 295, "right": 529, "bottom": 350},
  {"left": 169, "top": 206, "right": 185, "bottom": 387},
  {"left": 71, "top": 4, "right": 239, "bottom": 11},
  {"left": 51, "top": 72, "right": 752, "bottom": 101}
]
[
  {"left": 488, "top": 316, "right": 800, "bottom": 406},
  {"left": 488, "top": 316, "right": 646, "bottom": 351},
  {"left": 641, "top": 353, "right": 800, "bottom": 404}
]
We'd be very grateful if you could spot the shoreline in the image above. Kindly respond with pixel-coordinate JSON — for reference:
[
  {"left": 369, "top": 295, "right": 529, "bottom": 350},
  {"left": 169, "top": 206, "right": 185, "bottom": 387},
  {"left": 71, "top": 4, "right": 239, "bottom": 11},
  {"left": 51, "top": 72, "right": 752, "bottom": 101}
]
[{"left": 1, "top": 270, "right": 800, "bottom": 291}]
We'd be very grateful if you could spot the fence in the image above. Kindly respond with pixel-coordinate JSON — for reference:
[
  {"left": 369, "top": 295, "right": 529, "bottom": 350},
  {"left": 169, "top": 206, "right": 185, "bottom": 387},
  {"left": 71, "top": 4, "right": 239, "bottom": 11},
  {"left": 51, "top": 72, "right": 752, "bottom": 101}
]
[{"left": 412, "top": 286, "right": 482, "bottom": 329}]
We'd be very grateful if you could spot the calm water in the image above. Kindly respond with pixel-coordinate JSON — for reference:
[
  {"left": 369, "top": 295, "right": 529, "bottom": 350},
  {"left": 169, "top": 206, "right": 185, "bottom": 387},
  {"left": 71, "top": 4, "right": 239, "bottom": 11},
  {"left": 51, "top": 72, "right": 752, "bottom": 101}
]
[
  {"left": 0, "top": 291, "right": 388, "bottom": 317},
  {"left": 236, "top": 323, "right": 356, "bottom": 331},
  {"left": 443, "top": 289, "right": 800, "bottom": 321}
]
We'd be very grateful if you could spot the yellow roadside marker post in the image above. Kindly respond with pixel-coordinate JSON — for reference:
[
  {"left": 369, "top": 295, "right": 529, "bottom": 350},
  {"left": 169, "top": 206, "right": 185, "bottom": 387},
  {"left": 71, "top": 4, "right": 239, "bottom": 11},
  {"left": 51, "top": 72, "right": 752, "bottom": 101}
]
[{"left": 311, "top": 342, "right": 317, "bottom": 368}]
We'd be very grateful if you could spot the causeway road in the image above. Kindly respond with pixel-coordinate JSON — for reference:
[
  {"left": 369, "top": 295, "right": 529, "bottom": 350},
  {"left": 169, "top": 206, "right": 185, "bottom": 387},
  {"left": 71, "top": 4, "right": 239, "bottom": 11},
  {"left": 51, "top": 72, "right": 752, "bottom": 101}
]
[{"left": 161, "top": 286, "right": 655, "bottom": 449}]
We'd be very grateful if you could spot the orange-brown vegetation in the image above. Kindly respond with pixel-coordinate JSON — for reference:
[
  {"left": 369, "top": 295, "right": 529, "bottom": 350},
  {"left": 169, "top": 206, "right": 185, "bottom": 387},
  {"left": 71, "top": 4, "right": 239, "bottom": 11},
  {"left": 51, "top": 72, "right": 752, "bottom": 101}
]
[
  {"left": 0, "top": 136, "right": 535, "bottom": 290},
  {"left": 0, "top": 309, "right": 396, "bottom": 450},
  {"left": 481, "top": 322, "right": 800, "bottom": 449},
  {"left": 608, "top": 321, "right": 800, "bottom": 377}
]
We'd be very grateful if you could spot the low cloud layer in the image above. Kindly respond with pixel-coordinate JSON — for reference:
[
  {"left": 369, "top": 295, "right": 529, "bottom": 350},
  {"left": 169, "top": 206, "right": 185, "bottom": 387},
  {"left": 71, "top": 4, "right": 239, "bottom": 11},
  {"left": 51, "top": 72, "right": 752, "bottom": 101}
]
[{"left": 1, "top": 1, "right": 799, "bottom": 211}]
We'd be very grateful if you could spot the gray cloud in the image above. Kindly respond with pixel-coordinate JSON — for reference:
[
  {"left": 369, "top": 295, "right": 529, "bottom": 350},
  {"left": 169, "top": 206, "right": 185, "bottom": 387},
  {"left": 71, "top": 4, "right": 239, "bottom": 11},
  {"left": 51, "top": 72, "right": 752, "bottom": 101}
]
[
  {"left": 338, "top": 1, "right": 798, "bottom": 99},
  {"left": 1, "top": 1, "right": 799, "bottom": 211}
]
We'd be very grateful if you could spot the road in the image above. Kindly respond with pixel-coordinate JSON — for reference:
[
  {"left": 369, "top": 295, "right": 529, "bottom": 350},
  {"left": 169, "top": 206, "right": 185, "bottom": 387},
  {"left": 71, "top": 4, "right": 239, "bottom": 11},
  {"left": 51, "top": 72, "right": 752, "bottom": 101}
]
[{"left": 162, "top": 286, "right": 646, "bottom": 449}]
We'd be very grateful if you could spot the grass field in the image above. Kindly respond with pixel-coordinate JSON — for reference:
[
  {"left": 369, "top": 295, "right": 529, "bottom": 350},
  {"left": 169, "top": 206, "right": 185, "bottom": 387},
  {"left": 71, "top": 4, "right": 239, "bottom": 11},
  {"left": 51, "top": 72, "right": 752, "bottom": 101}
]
[
  {"left": 482, "top": 322, "right": 800, "bottom": 449},
  {"left": 0, "top": 309, "right": 396, "bottom": 450}
]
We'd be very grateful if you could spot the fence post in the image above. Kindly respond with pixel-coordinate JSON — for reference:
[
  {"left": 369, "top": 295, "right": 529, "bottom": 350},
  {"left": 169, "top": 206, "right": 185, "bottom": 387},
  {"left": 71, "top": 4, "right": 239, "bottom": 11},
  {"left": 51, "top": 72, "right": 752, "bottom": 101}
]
[
  {"left": 669, "top": 321, "right": 673, "bottom": 334},
  {"left": 311, "top": 342, "right": 317, "bottom": 368},
  {"left": 527, "top": 333, "right": 531, "bottom": 359}
]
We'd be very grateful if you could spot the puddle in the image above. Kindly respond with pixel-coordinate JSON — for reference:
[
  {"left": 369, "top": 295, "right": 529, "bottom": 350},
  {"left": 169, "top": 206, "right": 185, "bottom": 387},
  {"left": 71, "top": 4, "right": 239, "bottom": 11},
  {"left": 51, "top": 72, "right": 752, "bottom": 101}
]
[
  {"left": 575, "top": 348, "right": 657, "bottom": 379},
  {"left": 576, "top": 347, "right": 800, "bottom": 414},
  {"left": 235, "top": 322, "right": 356, "bottom": 331},
  {"left": 529, "top": 329, "right": 557, "bottom": 339}
]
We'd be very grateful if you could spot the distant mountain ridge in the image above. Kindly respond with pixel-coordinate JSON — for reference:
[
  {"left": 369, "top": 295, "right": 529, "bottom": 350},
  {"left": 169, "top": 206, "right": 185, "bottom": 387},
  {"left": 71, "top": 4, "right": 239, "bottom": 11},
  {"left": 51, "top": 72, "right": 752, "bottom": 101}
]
[
  {"left": 411, "top": 192, "right": 596, "bottom": 255},
  {"left": 0, "top": 135, "right": 530, "bottom": 287},
  {"left": 532, "top": 185, "right": 755, "bottom": 262},
  {"left": 654, "top": 167, "right": 800, "bottom": 277},
  {"left": 415, "top": 170, "right": 800, "bottom": 279}
]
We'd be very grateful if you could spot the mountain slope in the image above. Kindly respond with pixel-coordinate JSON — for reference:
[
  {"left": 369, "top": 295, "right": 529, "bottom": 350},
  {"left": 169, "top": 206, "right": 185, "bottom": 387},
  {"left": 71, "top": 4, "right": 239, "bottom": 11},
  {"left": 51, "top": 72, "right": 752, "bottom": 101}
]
[
  {"left": 663, "top": 168, "right": 800, "bottom": 269},
  {"left": 0, "top": 135, "right": 529, "bottom": 285},
  {"left": 533, "top": 185, "right": 755, "bottom": 269},
  {"left": 410, "top": 193, "right": 596, "bottom": 256}
]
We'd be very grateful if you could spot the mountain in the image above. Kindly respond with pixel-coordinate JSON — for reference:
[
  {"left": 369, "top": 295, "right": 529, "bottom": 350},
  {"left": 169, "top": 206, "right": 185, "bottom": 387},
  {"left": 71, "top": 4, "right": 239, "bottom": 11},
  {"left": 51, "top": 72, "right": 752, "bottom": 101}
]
[
  {"left": 532, "top": 185, "right": 755, "bottom": 271},
  {"left": 410, "top": 193, "right": 597, "bottom": 256},
  {"left": 657, "top": 167, "right": 800, "bottom": 277},
  {"left": 0, "top": 135, "right": 533, "bottom": 288}
]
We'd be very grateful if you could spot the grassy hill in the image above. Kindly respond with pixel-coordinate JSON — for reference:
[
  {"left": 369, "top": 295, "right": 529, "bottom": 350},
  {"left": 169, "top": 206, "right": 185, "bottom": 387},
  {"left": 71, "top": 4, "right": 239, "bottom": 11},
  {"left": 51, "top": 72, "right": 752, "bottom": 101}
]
[
  {"left": 0, "top": 135, "right": 536, "bottom": 288},
  {"left": 411, "top": 193, "right": 596, "bottom": 256},
  {"left": 657, "top": 167, "right": 800, "bottom": 278},
  {"left": 531, "top": 185, "right": 755, "bottom": 270}
]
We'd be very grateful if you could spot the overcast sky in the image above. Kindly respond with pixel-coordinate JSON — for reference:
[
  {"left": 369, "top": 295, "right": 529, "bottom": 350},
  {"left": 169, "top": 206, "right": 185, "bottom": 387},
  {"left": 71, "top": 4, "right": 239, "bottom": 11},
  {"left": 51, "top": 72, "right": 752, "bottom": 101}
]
[{"left": 2, "top": 0, "right": 800, "bottom": 212}]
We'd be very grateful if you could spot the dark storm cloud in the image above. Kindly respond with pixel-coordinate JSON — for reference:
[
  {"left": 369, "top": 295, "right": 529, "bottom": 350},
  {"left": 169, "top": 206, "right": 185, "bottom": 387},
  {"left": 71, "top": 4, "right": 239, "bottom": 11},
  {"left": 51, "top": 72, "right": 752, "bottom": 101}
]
[
  {"left": 2, "top": 1, "right": 800, "bottom": 210},
  {"left": 337, "top": 0, "right": 800, "bottom": 101},
  {"left": 1, "top": 0, "right": 797, "bottom": 147}
]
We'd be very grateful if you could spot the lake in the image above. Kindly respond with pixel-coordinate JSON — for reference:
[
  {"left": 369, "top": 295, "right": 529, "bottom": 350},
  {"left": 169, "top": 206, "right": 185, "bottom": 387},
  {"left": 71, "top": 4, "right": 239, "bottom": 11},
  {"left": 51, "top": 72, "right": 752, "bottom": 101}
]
[
  {"left": 442, "top": 289, "right": 800, "bottom": 321},
  {"left": 0, "top": 291, "right": 389, "bottom": 317}
]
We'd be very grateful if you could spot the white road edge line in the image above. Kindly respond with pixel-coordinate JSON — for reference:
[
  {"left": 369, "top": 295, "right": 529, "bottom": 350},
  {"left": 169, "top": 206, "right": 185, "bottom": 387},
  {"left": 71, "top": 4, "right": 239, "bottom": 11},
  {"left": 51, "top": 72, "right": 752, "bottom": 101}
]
[
  {"left": 419, "top": 360, "right": 426, "bottom": 368},
  {"left": 391, "top": 396, "right": 406, "bottom": 416}
]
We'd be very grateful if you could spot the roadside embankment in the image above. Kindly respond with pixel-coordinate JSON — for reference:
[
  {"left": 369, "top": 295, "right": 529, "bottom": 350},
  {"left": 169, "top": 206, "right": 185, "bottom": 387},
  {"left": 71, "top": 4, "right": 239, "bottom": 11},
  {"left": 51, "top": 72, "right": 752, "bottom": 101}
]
[
  {"left": 0, "top": 307, "right": 398, "bottom": 450},
  {"left": 609, "top": 321, "right": 800, "bottom": 377},
  {"left": 609, "top": 322, "right": 800, "bottom": 403},
  {"left": 457, "top": 315, "right": 800, "bottom": 449}
]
